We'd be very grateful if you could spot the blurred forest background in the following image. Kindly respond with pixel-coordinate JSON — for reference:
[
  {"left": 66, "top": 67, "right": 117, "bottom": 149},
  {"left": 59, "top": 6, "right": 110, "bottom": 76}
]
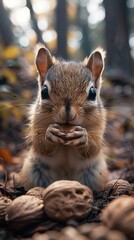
[{"left": 0, "top": 0, "right": 134, "bottom": 172}]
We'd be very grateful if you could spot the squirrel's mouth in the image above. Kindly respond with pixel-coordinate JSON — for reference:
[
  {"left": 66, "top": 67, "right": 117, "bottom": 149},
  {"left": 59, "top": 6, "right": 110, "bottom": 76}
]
[{"left": 58, "top": 123, "right": 76, "bottom": 127}]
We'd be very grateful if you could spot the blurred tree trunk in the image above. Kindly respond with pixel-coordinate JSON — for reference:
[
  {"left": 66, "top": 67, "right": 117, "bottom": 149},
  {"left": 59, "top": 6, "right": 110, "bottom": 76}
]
[
  {"left": 56, "top": 0, "right": 67, "bottom": 59},
  {"left": 0, "top": 1, "right": 14, "bottom": 46},
  {"left": 26, "top": 0, "right": 44, "bottom": 44},
  {"left": 77, "top": 4, "right": 91, "bottom": 57},
  {"left": 103, "top": 0, "right": 132, "bottom": 82}
]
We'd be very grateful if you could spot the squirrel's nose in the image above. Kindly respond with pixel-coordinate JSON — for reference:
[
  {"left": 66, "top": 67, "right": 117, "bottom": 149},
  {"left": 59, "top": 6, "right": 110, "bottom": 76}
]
[
  {"left": 59, "top": 102, "right": 76, "bottom": 122},
  {"left": 65, "top": 101, "right": 70, "bottom": 113}
]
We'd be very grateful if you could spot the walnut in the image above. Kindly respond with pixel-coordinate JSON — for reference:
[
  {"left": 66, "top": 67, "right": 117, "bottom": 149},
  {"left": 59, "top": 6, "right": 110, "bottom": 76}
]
[
  {"left": 0, "top": 196, "right": 12, "bottom": 221},
  {"left": 90, "top": 226, "right": 127, "bottom": 240},
  {"left": 78, "top": 223, "right": 99, "bottom": 237},
  {"left": 26, "top": 187, "right": 44, "bottom": 200},
  {"left": 32, "top": 231, "right": 61, "bottom": 240},
  {"left": 78, "top": 224, "right": 127, "bottom": 240},
  {"left": 103, "top": 231, "right": 127, "bottom": 240},
  {"left": 43, "top": 180, "right": 93, "bottom": 221},
  {"left": 101, "top": 196, "right": 134, "bottom": 239},
  {"left": 104, "top": 179, "right": 132, "bottom": 196},
  {"left": 6, "top": 195, "right": 45, "bottom": 231},
  {"left": 61, "top": 226, "right": 89, "bottom": 240},
  {"left": 60, "top": 124, "right": 73, "bottom": 133}
]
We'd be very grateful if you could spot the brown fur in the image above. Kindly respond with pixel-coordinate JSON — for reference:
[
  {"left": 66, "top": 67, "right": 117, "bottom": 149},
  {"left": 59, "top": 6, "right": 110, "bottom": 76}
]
[{"left": 20, "top": 47, "right": 108, "bottom": 191}]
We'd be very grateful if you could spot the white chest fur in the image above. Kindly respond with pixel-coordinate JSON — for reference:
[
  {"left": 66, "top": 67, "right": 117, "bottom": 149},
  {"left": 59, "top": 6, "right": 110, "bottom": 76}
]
[{"left": 42, "top": 145, "right": 86, "bottom": 178}]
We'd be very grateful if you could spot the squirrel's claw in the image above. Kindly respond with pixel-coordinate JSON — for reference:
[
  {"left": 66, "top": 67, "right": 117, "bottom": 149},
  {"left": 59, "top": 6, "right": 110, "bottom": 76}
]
[{"left": 45, "top": 124, "right": 65, "bottom": 144}]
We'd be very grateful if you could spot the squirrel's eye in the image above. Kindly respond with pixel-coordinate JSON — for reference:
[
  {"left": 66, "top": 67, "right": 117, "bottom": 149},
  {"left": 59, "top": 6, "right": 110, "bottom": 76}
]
[
  {"left": 41, "top": 85, "right": 49, "bottom": 99},
  {"left": 87, "top": 86, "right": 96, "bottom": 101}
]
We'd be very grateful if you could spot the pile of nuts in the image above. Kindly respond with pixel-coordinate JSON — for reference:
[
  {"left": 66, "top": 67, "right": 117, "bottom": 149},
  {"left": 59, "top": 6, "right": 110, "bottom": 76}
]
[
  {"left": 0, "top": 180, "right": 93, "bottom": 231},
  {"left": 0, "top": 179, "right": 133, "bottom": 239}
]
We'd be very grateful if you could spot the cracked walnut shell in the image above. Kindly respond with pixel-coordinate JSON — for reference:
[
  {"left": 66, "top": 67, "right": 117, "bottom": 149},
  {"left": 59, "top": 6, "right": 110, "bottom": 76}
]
[
  {"left": 6, "top": 195, "right": 44, "bottom": 230},
  {"left": 43, "top": 180, "right": 93, "bottom": 221},
  {"left": 101, "top": 196, "right": 134, "bottom": 239}
]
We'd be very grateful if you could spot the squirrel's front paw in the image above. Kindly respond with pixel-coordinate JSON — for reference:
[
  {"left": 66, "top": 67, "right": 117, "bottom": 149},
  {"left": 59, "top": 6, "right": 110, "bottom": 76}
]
[
  {"left": 63, "top": 126, "right": 88, "bottom": 147},
  {"left": 45, "top": 124, "right": 66, "bottom": 144}
]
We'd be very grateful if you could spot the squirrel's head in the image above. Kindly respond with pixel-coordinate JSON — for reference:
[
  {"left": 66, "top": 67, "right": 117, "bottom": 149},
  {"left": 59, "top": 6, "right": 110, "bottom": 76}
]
[{"left": 35, "top": 47, "right": 106, "bottom": 128}]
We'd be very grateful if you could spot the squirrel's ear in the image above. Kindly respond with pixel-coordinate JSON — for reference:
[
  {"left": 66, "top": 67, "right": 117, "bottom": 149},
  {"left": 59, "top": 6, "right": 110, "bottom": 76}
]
[
  {"left": 84, "top": 50, "right": 105, "bottom": 88},
  {"left": 36, "top": 47, "right": 53, "bottom": 82}
]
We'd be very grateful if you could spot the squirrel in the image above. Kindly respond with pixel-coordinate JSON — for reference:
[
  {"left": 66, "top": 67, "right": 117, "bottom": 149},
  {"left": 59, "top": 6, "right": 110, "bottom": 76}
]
[{"left": 20, "top": 46, "right": 108, "bottom": 191}]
